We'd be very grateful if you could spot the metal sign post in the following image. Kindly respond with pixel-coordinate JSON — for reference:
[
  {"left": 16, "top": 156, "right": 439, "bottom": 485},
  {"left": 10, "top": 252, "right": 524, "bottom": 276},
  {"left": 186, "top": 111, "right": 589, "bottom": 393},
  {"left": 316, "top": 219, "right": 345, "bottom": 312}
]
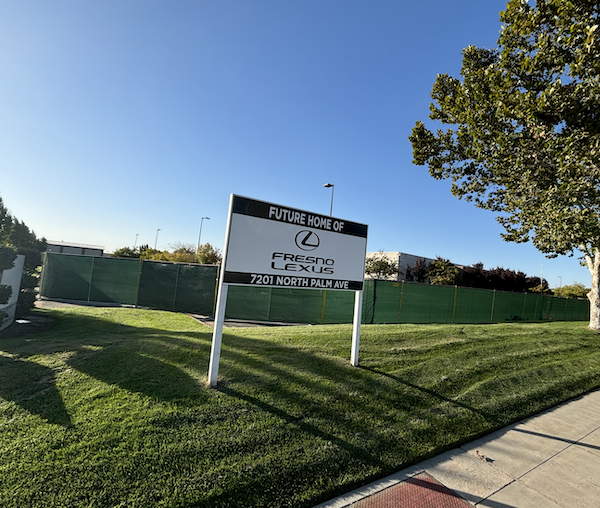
[
  {"left": 208, "top": 195, "right": 235, "bottom": 388},
  {"left": 351, "top": 289, "right": 363, "bottom": 366},
  {"left": 207, "top": 194, "right": 368, "bottom": 387},
  {"left": 207, "top": 282, "right": 228, "bottom": 387}
]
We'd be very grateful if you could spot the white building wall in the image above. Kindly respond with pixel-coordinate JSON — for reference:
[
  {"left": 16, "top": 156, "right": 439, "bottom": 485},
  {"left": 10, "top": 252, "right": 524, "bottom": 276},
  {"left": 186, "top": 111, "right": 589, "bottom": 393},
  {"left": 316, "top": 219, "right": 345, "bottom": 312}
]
[
  {"left": 365, "top": 251, "right": 437, "bottom": 282},
  {"left": 0, "top": 254, "right": 25, "bottom": 331},
  {"left": 397, "top": 253, "right": 436, "bottom": 282}
]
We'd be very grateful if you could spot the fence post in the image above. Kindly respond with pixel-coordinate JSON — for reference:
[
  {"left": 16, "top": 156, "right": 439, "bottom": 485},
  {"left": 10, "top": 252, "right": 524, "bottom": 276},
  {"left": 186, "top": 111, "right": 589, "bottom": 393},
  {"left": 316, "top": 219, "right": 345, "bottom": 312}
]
[
  {"left": 369, "top": 279, "right": 378, "bottom": 324},
  {"left": 87, "top": 256, "right": 95, "bottom": 302},
  {"left": 39, "top": 253, "right": 48, "bottom": 297},
  {"left": 452, "top": 285, "right": 458, "bottom": 323},
  {"left": 540, "top": 294, "right": 545, "bottom": 320},
  {"left": 427, "top": 283, "right": 433, "bottom": 324},
  {"left": 490, "top": 290, "right": 496, "bottom": 323},
  {"left": 397, "top": 281, "right": 405, "bottom": 324},
  {"left": 172, "top": 263, "right": 181, "bottom": 311},
  {"left": 212, "top": 266, "right": 221, "bottom": 317},
  {"left": 134, "top": 259, "right": 143, "bottom": 307},
  {"left": 321, "top": 290, "right": 328, "bottom": 324},
  {"left": 533, "top": 293, "right": 540, "bottom": 321}
]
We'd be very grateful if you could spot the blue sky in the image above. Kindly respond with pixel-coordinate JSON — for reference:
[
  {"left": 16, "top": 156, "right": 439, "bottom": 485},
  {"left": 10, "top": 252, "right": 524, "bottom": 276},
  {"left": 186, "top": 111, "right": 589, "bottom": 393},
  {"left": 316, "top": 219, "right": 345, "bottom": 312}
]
[{"left": 0, "top": 0, "right": 591, "bottom": 288}]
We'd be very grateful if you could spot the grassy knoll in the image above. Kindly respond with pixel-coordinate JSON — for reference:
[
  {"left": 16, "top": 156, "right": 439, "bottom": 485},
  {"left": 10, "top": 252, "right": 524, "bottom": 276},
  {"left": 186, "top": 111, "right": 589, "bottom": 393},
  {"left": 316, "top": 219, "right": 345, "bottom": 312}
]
[{"left": 1, "top": 307, "right": 599, "bottom": 507}]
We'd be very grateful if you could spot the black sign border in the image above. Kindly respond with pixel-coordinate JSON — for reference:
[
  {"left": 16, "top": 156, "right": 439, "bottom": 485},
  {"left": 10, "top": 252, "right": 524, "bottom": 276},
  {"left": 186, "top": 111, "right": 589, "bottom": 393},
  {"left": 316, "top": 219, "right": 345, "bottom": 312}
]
[
  {"left": 223, "top": 270, "right": 363, "bottom": 291},
  {"left": 232, "top": 195, "right": 368, "bottom": 238}
]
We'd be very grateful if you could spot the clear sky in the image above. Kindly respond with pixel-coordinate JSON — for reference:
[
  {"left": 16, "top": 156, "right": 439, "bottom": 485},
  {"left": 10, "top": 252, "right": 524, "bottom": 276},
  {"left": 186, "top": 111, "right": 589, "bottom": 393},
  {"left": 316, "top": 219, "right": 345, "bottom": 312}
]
[{"left": 0, "top": 0, "right": 591, "bottom": 288}]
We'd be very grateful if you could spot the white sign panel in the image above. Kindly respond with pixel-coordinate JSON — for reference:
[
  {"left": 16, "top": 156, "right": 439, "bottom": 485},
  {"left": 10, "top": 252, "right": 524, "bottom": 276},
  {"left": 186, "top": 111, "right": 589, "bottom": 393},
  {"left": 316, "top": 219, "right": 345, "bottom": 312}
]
[{"left": 222, "top": 195, "right": 368, "bottom": 291}]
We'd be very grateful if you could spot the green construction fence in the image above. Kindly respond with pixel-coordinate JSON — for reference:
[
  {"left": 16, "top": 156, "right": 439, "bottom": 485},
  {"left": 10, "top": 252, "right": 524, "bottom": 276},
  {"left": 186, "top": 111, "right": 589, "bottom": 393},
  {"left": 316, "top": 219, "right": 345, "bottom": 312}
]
[
  {"left": 40, "top": 253, "right": 590, "bottom": 324},
  {"left": 40, "top": 253, "right": 218, "bottom": 315}
]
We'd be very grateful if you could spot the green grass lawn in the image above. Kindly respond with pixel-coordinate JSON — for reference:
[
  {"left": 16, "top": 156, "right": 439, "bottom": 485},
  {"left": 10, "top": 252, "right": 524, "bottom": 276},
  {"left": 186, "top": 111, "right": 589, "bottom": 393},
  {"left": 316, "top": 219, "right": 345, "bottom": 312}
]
[{"left": 1, "top": 307, "right": 600, "bottom": 507}]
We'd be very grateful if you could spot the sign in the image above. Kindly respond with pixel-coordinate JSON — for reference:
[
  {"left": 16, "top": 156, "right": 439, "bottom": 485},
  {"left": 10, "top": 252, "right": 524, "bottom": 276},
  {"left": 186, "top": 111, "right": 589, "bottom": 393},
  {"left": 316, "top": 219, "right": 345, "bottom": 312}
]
[
  {"left": 222, "top": 195, "right": 368, "bottom": 291},
  {"left": 208, "top": 194, "right": 368, "bottom": 387}
]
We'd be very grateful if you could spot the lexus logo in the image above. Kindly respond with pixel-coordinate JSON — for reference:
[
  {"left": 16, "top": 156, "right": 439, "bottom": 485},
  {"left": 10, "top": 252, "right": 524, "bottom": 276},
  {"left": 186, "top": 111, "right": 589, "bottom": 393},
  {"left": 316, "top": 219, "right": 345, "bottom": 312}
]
[{"left": 295, "top": 230, "right": 320, "bottom": 251}]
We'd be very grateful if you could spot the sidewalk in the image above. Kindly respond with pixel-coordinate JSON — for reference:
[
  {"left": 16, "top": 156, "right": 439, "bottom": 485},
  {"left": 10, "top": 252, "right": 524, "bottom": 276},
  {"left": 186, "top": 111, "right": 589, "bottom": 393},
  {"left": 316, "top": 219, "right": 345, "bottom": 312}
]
[{"left": 314, "top": 389, "right": 600, "bottom": 508}]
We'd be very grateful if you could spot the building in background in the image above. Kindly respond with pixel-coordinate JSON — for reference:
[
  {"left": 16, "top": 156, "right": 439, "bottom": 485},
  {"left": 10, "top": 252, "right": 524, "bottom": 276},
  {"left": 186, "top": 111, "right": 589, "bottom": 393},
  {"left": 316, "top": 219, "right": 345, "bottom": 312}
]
[
  {"left": 365, "top": 251, "right": 464, "bottom": 284},
  {"left": 46, "top": 241, "right": 105, "bottom": 257}
]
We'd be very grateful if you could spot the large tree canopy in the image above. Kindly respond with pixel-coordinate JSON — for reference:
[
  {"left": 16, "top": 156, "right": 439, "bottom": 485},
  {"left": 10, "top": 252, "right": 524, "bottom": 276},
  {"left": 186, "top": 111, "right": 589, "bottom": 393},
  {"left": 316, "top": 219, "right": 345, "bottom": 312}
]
[{"left": 409, "top": 0, "right": 600, "bottom": 328}]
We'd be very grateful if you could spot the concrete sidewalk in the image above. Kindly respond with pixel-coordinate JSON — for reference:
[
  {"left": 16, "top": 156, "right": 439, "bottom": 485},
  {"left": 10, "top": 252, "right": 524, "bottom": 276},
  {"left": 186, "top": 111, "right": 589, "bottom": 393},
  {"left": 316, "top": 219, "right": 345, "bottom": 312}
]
[{"left": 314, "top": 389, "right": 600, "bottom": 508}]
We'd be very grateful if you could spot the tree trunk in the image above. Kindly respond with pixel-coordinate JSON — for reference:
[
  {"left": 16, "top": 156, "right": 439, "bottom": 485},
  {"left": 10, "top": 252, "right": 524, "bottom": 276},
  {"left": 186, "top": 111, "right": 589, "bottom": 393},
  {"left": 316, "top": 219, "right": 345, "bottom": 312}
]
[{"left": 585, "top": 249, "right": 600, "bottom": 331}]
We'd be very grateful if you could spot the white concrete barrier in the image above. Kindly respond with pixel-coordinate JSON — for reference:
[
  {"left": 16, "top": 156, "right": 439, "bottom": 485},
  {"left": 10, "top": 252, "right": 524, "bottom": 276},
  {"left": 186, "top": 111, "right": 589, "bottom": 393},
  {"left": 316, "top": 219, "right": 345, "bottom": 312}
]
[{"left": 0, "top": 254, "right": 25, "bottom": 331}]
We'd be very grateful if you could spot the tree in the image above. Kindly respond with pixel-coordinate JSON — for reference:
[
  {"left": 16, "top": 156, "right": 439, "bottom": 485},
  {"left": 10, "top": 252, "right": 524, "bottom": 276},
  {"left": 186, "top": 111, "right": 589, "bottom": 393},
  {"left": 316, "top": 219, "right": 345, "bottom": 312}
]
[
  {"left": 110, "top": 244, "right": 169, "bottom": 261},
  {"left": 137, "top": 245, "right": 170, "bottom": 261},
  {"left": 169, "top": 243, "right": 197, "bottom": 263},
  {"left": 527, "top": 276, "right": 552, "bottom": 294},
  {"left": 409, "top": 0, "right": 600, "bottom": 329},
  {"left": 0, "top": 245, "right": 17, "bottom": 273},
  {"left": 0, "top": 196, "right": 46, "bottom": 317},
  {"left": 111, "top": 246, "right": 141, "bottom": 258},
  {"left": 462, "top": 262, "right": 539, "bottom": 292},
  {"left": 365, "top": 251, "right": 400, "bottom": 280},
  {"left": 196, "top": 243, "right": 222, "bottom": 265},
  {"left": 406, "top": 257, "right": 428, "bottom": 283},
  {"left": 462, "top": 262, "right": 486, "bottom": 289},
  {"left": 555, "top": 282, "right": 589, "bottom": 299},
  {"left": 111, "top": 242, "right": 222, "bottom": 264},
  {"left": 427, "top": 256, "right": 458, "bottom": 285}
]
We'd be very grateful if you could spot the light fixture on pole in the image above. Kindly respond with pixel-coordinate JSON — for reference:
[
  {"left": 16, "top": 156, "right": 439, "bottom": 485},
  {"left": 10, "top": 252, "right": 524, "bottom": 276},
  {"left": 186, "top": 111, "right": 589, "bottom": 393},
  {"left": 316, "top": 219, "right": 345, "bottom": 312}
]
[
  {"left": 323, "top": 183, "right": 334, "bottom": 216},
  {"left": 197, "top": 217, "right": 210, "bottom": 252},
  {"left": 154, "top": 229, "right": 161, "bottom": 250}
]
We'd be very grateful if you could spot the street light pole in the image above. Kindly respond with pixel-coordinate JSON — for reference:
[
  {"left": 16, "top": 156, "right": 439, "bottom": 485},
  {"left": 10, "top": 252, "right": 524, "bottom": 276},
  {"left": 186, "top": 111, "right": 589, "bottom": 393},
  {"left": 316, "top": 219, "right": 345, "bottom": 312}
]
[
  {"left": 154, "top": 229, "right": 161, "bottom": 250},
  {"left": 323, "top": 183, "right": 334, "bottom": 216},
  {"left": 197, "top": 217, "right": 210, "bottom": 252},
  {"left": 134, "top": 234, "right": 139, "bottom": 248}
]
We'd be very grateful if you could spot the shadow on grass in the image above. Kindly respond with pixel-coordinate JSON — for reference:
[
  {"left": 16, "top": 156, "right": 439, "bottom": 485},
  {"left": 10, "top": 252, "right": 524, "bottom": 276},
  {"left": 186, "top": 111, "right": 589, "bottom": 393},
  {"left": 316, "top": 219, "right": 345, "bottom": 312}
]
[
  {"left": 193, "top": 328, "right": 522, "bottom": 508},
  {"left": 4, "top": 310, "right": 593, "bottom": 507},
  {"left": 218, "top": 329, "right": 501, "bottom": 429},
  {"left": 0, "top": 311, "right": 214, "bottom": 424},
  {"left": 360, "top": 366, "right": 504, "bottom": 426},
  {"left": 68, "top": 344, "right": 208, "bottom": 402},
  {"left": 217, "top": 384, "right": 389, "bottom": 470},
  {"left": 0, "top": 355, "right": 72, "bottom": 426}
]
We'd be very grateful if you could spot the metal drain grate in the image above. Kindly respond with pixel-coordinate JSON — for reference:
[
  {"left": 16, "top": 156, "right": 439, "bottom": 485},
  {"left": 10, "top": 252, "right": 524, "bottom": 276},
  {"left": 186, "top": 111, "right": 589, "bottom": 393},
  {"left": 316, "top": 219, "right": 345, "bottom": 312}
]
[{"left": 351, "top": 472, "right": 471, "bottom": 508}]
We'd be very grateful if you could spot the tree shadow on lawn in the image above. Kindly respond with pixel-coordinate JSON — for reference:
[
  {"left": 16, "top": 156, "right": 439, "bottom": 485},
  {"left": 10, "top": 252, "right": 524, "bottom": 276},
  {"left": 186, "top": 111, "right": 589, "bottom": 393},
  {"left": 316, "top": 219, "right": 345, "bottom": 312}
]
[
  {"left": 68, "top": 343, "right": 208, "bottom": 402},
  {"left": 1, "top": 310, "right": 500, "bottom": 429},
  {"left": 210, "top": 332, "right": 502, "bottom": 491},
  {"left": 0, "top": 311, "right": 214, "bottom": 425},
  {"left": 218, "top": 330, "right": 499, "bottom": 427},
  {"left": 0, "top": 354, "right": 72, "bottom": 426},
  {"left": 0, "top": 310, "right": 511, "bottom": 507},
  {"left": 360, "top": 366, "right": 504, "bottom": 426}
]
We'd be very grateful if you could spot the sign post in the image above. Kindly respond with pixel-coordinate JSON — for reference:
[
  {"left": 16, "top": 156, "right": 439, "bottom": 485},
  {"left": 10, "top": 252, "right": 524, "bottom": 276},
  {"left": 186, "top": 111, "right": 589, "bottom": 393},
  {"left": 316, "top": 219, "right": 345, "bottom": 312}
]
[
  {"left": 208, "top": 194, "right": 368, "bottom": 387},
  {"left": 207, "top": 282, "right": 228, "bottom": 387},
  {"left": 351, "top": 289, "right": 363, "bottom": 366}
]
